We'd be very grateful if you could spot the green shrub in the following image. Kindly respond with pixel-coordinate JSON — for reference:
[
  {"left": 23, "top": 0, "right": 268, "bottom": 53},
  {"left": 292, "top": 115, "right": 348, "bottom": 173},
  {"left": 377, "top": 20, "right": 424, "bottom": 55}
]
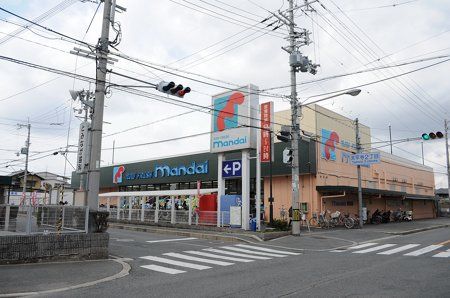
[{"left": 269, "top": 219, "right": 289, "bottom": 231}]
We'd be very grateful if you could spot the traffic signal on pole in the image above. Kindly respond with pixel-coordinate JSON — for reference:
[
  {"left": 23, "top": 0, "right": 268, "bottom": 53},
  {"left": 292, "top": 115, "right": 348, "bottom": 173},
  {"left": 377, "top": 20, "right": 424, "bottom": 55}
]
[
  {"left": 276, "top": 125, "right": 291, "bottom": 143},
  {"left": 156, "top": 81, "right": 191, "bottom": 98},
  {"left": 283, "top": 148, "right": 293, "bottom": 164},
  {"left": 421, "top": 131, "right": 444, "bottom": 140}
]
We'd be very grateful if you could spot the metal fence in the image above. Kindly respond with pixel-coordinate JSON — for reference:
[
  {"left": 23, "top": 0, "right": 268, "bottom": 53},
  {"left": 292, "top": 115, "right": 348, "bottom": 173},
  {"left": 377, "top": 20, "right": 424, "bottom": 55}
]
[
  {"left": 0, "top": 205, "right": 89, "bottom": 234},
  {"left": 108, "top": 206, "right": 231, "bottom": 227}
]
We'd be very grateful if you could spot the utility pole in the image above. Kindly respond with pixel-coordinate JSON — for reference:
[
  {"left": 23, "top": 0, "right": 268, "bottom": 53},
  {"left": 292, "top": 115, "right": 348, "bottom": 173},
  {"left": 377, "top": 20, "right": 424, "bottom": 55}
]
[
  {"left": 288, "top": 0, "right": 301, "bottom": 236},
  {"left": 112, "top": 140, "right": 115, "bottom": 164},
  {"left": 445, "top": 119, "right": 450, "bottom": 197},
  {"left": 421, "top": 142, "right": 424, "bottom": 165},
  {"left": 18, "top": 120, "right": 31, "bottom": 233},
  {"left": 18, "top": 121, "right": 31, "bottom": 205},
  {"left": 388, "top": 124, "right": 393, "bottom": 154},
  {"left": 86, "top": 0, "right": 113, "bottom": 211},
  {"left": 355, "top": 118, "right": 363, "bottom": 228}
]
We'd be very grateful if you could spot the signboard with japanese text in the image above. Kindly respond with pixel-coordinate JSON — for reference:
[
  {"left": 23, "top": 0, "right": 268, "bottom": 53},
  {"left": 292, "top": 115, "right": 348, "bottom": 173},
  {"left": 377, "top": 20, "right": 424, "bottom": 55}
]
[
  {"left": 350, "top": 152, "right": 381, "bottom": 166},
  {"left": 260, "top": 101, "right": 274, "bottom": 162},
  {"left": 76, "top": 121, "right": 90, "bottom": 174}
]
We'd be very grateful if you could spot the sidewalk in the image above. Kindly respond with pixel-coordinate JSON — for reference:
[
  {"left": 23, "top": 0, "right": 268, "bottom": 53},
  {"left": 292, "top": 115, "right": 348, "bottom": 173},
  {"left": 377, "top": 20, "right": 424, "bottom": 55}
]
[
  {"left": 268, "top": 217, "right": 450, "bottom": 250},
  {"left": 0, "top": 257, "right": 130, "bottom": 297}
]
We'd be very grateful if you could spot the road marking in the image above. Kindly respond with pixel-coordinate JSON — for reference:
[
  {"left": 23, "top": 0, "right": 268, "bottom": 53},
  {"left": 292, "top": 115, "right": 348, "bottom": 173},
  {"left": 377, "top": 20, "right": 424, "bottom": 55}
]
[
  {"left": 184, "top": 251, "right": 254, "bottom": 263},
  {"left": 221, "top": 246, "right": 287, "bottom": 257},
  {"left": 204, "top": 248, "right": 272, "bottom": 260},
  {"left": 140, "top": 264, "right": 186, "bottom": 275},
  {"left": 146, "top": 237, "right": 197, "bottom": 243},
  {"left": 140, "top": 256, "right": 211, "bottom": 270},
  {"left": 377, "top": 244, "right": 420, "bottom": 255},
  {"left": 352, "top": 244, "right": 396, "bottom": 254},
  {"left": 348, "top": 243, "right": 378, "bottom": 250},
  {"left": 432, "top": 249, "right": 450, "bottom": 258},
  {"left": 404, "top": 245, "right": 443, "bottom": 256},
  {"left": 163, "top": 253, "right": 234, "bottom": 266},
  {"left": 235, "top": 244, "right": 301, "bottom": 255}
]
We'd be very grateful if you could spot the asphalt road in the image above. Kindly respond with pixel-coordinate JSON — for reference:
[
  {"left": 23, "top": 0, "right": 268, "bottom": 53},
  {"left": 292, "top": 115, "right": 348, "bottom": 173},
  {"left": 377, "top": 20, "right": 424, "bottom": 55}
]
[{"left": 35, "top": 227, "right": 449, "bottom": 298}]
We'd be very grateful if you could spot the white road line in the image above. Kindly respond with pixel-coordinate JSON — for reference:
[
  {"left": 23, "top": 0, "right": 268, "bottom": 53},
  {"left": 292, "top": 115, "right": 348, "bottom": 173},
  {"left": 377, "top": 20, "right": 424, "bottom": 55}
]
[
  {"left": 348, "top": 243, "right": 378, "bottom": 250},
  {"left": 140, "top": 256, "right": 211, "bottom": 270},
  {"left": 145, "top": 237, "right": 197, "bottom": 243},
  {"left": 404, "top": 245, "right": 443, "bottom": 256},
  {"left": 140, "top": 264, "right": 186, "bottom": 275},
  {"left": 204, "top": 248, "right": 272, "bottom": 260},
  {"left": 352, "top": 244, "right": 396, "bottom": 254},
  {"left": 235, "top": 244, "right": 301, "bottom": 255},
  {"left": 377, "top": 244, "right": 421, "bottom": 255},
  {"left": 184, "top": 251, "right": 254, "bottom": 263},
  {"left": 163, "top": 253, "right": 234, "bottom": 266},
  {"left": 432, "top": 249, "right": 450, "bottom": 258},
  {"left": 221, "top": 246, "right": 287, "bottom": 257}
]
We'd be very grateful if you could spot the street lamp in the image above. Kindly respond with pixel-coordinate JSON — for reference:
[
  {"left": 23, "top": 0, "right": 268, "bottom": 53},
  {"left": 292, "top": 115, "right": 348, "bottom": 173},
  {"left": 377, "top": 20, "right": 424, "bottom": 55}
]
[
  {"left": 289, "top": 88, "right": 362, "bottom": 236},
  {"left": 301, "top": 89, "right": 362, "bottom": 106}
]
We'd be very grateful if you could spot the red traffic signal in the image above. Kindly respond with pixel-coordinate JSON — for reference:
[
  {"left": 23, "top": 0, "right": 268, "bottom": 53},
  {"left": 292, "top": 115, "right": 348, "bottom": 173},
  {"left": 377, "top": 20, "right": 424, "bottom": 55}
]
[{"left": 157, "top": 81, "right": 191, "bottom": 97}]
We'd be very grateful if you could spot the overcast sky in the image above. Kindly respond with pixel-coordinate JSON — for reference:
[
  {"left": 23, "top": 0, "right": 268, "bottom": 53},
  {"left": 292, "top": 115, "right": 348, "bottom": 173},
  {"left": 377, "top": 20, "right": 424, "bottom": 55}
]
[{"left": 0, "top": 0, "right": 449, "bottom": 188}]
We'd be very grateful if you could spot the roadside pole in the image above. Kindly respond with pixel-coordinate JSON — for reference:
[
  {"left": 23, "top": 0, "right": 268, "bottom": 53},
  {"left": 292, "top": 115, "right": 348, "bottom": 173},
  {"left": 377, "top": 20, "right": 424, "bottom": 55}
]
[
  {"left": 445, "top": 119, "right": 450, "bottom": 197},
  {"left": 86, "top": 0, "right": 113, "bottom": 211},
  {"left": 355, "top": 118, "right": 363, "bottom": 228}
]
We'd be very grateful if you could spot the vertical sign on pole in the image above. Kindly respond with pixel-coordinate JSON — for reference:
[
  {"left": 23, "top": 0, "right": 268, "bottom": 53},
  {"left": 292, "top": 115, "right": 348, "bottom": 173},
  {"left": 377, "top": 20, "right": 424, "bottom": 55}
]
[
  {"left": 260, "top": 102, "right": 274, "bottom": 163},
  {"left": 210, "top": 85, "right": 259, "bottom": 231}
]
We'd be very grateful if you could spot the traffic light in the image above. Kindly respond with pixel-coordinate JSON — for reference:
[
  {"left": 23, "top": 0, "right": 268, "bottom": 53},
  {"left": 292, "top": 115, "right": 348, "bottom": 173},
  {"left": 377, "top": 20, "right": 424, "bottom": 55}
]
[
  {"left": 276, "top": 125, "right": 291, "bottom": 142},
  {"left": 156, "top": 81, "right": 191, "bottom": 97},
  {"left": 421, "top": 131, "right": 444, "bottom": 140},
  {"left": 283, "top": 148, "right": 293, "bottom": 164}
]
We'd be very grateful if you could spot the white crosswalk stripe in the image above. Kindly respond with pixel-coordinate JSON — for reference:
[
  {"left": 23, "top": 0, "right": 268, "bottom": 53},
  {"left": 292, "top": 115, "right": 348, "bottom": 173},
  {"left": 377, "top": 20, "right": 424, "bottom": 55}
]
[
  {"left": 432, "top": 249, "right": 450, "bottom": 258},
  {"left": 204, "top": 248, "right": 272, "bottom": 260},
  {"left": 404, "top": 245, "right": 444, "bottom": 256},
  {"left": 163, "top": 252, "right": 234, "bottom": 266},
  {"left": 140, "top": 264, "right": 186, "bottom": 275},
  {"left": 220, "top": 246, "right": 287, "bottom": 257},
  {"left": 377, "top": 244, "right": 421, "bottom": 255},
  {"left": 183, "top": 251, "right": 254, "bottom": 263},
  {"left": 352, "top": 244, "right": 396, "bottom": 254},
  {"left": 348, "top": 243, "right": 378, "bottom": 250},
  {"left": 330, "top": 242, "right": 449, "bottom": 258},
  {"left": 140, "top": 256, "right": 211, "bottom": 270},
  {"left": 235, "top": 244, "right": 301, "bottom": 255}
]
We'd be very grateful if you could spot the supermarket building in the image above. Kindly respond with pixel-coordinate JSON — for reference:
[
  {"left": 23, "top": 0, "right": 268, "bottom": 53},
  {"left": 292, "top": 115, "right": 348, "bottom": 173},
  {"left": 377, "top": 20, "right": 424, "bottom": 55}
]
[{"left": 71, "top": 104, "right": 436, "bottom": 221}]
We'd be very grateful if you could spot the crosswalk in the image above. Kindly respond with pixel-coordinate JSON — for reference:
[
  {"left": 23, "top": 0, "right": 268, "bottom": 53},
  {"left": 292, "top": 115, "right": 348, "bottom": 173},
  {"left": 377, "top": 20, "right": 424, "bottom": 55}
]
[
  {"left": 139, "top": 244, "right": 301, "bottom": 275},
  {"left": 332, "top": 243, "right": 450, "bottom": 258}
]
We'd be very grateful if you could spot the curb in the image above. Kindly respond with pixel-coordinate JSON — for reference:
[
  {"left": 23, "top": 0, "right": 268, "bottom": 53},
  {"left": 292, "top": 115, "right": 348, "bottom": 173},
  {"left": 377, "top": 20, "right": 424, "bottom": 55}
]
[
  {"left": 109, "top": 223, "right": 262, "bottom": 243},
  {"left": 384, "top": 224, "right": 450, "bottom": 235}
]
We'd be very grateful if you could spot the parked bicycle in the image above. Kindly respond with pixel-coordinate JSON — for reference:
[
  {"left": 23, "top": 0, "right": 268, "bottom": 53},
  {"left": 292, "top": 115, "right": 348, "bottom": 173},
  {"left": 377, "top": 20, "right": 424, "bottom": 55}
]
[{"left": 309, "top": 211, "right": 330, "bottom": 229}]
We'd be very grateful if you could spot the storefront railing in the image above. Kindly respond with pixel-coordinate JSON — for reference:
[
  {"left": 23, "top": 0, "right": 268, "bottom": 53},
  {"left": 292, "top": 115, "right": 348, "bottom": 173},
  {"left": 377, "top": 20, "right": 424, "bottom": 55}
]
[{"left": 106, "top": 207, "right": 231, "bottom": 227}]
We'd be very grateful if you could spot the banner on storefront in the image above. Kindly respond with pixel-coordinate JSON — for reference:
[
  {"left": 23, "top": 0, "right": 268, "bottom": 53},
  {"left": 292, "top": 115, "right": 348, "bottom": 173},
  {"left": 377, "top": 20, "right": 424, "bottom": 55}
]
[{"left": 260, "top": 101, "right": 274, "bottom": 162}]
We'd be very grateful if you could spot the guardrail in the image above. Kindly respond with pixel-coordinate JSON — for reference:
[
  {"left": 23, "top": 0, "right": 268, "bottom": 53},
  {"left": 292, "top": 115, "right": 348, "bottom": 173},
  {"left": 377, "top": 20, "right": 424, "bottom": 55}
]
[{"left": 0, "top": 204, "right": 89, "bottom": 234}]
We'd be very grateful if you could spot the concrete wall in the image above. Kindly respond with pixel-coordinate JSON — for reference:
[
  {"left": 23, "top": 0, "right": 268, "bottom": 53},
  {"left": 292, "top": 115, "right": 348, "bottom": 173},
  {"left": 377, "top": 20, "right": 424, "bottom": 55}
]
[{"left": 0, "top": 233, "right": 109, "bottom": 264}]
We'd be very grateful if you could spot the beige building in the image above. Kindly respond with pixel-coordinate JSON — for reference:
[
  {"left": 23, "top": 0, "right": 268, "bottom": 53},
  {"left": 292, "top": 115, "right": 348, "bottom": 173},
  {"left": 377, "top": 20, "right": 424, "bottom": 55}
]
[{"left": 265, "top": 104, "right": 436, "bottom": 221}]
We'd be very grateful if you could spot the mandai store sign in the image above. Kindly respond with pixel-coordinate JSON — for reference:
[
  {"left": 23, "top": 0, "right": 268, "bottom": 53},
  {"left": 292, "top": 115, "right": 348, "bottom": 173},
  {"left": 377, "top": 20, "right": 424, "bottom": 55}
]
[{"left": 113, "top": 161, "right": 209, "bottom": 183}]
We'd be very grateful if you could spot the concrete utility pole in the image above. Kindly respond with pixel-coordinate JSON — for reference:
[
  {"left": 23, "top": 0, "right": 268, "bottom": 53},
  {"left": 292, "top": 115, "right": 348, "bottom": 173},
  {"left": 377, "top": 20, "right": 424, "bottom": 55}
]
[
  {"left": 86, "top": 0, "right": 113, "bottom": 211},
  {"left": 388, "top": 124, "right": 393, "bottom": 154},
  {"left": 445, "top": 119, "right": 450, "bottom": 197},
  {"left": 18, "top": 121, "right": 31, "bottom": 205},
  {"left": 288, "top": 0, "right": 301, "bottom": 236},
  {"left": 355, "top": 118, "right": 363, "bottom": 228}
]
